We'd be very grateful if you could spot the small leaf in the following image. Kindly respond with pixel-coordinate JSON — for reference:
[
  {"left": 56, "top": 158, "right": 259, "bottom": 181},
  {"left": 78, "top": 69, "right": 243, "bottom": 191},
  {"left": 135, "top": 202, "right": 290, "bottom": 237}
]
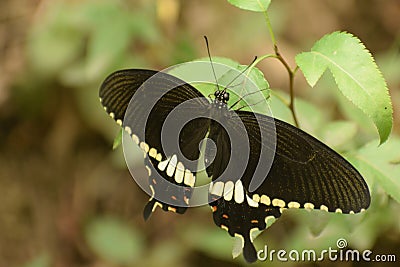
[
  {"left": 296, "top": 31, "right": 393, "bottom": 144},
  {"left": 318, "top": 121, "right": 357, "bottom": 149},
  {"left": 232, "top": 236, "right": 244, "bottom": 259},
  {"left": 112, "top": 128, "right": 123, "bottom": 149},
  {"left": 181, "top": 223, "right": 233, "bottom": 260},
  {"left": 227, "top": 0, "right": 271, "bottom": 12},
  {"left": 241, "top": 64, "right": 270, "bottom": 92}
]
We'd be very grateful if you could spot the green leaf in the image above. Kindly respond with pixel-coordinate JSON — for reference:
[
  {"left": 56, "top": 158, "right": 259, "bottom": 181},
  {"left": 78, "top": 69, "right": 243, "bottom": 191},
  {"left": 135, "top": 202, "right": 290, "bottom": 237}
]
[
  {"left": 348, "top": 138, "right": 400, "bottom": 203},
  {"left": 85, "top": 216, "right": 144, "bottom": 265},
  {"left": 295, "top": 31, "right": 393, "bottom": 144},
  {"left": 268, "top": 90, "right": 327, "bottom": 136},
  {"left": 146, "top": 241, "right": 184, "bottom": 266},
  {"left": 28, "top": 3, "right": 84, "bottom": 76},
  {"left": 336, "top": 88, "right": 376, "bottom": 140},
  {"left": 22, "top": 253, "right": 51, "bottom": 267},
  {"left": 227, "top": 0, "right": 271, "bottom": 12},
  {"left": 112, "top": 128, "right": 123, "bottom": 150},
  {"left": 318, "top": 120, "right": 358, "bottom": 149},
  {"left": 283, "top": 211, "right": 346, "bottom": 253},
  {"left": 231, "top": 237, "right": 243, "bottom": 259},
  {"left": 169, "top": 57, "right": 270, "bottom": 114},
  {"left": 181, "top": 223, "right": 233, "bottom": 260}
]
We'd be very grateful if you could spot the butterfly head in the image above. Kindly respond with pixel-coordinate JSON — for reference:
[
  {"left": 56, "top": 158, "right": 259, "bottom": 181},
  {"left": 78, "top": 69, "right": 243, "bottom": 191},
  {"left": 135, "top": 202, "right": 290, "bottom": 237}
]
[{"left": 214, "top": 89, "right": 230, "bottom": 106}]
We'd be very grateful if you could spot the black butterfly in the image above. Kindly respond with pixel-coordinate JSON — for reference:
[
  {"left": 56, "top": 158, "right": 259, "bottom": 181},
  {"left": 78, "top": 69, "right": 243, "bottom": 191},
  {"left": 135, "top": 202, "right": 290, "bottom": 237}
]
[{"left": 99, "top": 68, "right": 370, "bottom": 263}]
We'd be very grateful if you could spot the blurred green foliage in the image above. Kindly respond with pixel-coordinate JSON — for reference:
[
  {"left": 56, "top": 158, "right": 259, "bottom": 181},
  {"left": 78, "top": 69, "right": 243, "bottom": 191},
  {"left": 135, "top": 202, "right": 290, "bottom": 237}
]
[
  {"left": 28, "top": 0, "right": 159, "bottom": 79},
  {"left": 1, "top": 0, "right": 399, "bottom": 266},
  {"left": 85, "top": 216, "right": 144, "bottom": 264}
]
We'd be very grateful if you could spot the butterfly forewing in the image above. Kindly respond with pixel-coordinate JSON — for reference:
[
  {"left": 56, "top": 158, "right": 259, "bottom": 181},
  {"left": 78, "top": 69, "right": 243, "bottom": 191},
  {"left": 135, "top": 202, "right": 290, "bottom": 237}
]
[
  {"left": 234, "top": 110, "right": 370, "bottom": 213},
  {"left": 100, "top": 69, "right": 210, "bottom": 218}
]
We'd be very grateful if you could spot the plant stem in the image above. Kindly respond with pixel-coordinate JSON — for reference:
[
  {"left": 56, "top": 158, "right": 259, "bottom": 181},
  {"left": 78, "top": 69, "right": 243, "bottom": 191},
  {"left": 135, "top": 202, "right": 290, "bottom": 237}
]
[
  {"left": 263, "top": 11, "right": 276, "bottom": 46},
  {"left": 247, "top": 54, "right": 275, "bottom": 74},
  {"left": 270, "top": 90, "right": 289, "bottom": 106},
  {"left": 262, "top": 10, "right": 300, "bottom": 127},
  {"left": 274, "top": 45, "right": 300, "bottom": 127}
]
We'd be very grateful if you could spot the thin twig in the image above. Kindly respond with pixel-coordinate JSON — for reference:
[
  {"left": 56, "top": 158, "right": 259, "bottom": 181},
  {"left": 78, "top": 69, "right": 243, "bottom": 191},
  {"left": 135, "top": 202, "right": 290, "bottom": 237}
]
[
  {"left": 251, "top": 11, "right": 300, "bottom": 127},
  {"left": 274, "top": 45, "right": 299, "bottom": 127}
]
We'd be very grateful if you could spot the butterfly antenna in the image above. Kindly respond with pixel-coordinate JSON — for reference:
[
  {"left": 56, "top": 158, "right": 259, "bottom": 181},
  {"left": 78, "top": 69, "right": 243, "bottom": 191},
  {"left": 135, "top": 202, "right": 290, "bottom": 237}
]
[
  {"left": 204, "top": 36, "right": 221, "bottom": 91},
  {"left": 224, "top": 56, "right": 258, "bottom": 89},
  {"left": 235, "top": 93, "right": 271, "bottom": 111},
  {"left": 229, "top": 88, "right": 270, "bottom": 110}
]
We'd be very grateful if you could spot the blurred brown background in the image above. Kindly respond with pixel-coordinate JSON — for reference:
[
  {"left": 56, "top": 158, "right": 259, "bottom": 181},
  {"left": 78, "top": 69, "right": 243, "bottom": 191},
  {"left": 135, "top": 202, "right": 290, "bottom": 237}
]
[{"left": 1, "top": 0, "right": 399, "bottom": 266}]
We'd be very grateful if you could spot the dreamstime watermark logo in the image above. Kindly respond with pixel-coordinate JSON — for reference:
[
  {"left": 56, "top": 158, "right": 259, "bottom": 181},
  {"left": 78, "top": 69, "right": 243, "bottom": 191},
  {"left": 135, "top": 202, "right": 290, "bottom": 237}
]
[
  {"left": 257, "top": 238, "right": 396, "bottom": 263},
  {"left": 121, "top": 61, "right": 277, "bottom": 207}
]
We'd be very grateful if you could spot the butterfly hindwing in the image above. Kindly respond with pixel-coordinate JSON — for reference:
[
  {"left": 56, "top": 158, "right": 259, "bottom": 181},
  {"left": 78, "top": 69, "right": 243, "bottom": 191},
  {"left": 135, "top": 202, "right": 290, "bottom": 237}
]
[
  {"left": 205, "top": 109, "right": 370, "bottom": 262},
  {"left": 205, "top": 112, "right": 278, "bottom": 262},
  {"left": 209, "top": 187, "right": 281, "bottom": 263}
]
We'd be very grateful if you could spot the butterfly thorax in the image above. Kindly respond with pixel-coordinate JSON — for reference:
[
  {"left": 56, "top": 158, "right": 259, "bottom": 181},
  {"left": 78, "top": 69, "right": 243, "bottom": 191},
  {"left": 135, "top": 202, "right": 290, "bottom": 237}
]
[
  {"left": 212, "top": 89, "right": 230, "bottom": 108},
  {"left": 209, "top": 89, "right": 232, "bottom": 120}
]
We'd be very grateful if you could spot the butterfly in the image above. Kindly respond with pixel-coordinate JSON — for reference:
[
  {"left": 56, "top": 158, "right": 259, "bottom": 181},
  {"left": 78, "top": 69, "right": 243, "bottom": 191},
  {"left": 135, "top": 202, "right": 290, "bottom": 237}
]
[{"left": 99, "top": 67, "right": 370, "bottom": 263}]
